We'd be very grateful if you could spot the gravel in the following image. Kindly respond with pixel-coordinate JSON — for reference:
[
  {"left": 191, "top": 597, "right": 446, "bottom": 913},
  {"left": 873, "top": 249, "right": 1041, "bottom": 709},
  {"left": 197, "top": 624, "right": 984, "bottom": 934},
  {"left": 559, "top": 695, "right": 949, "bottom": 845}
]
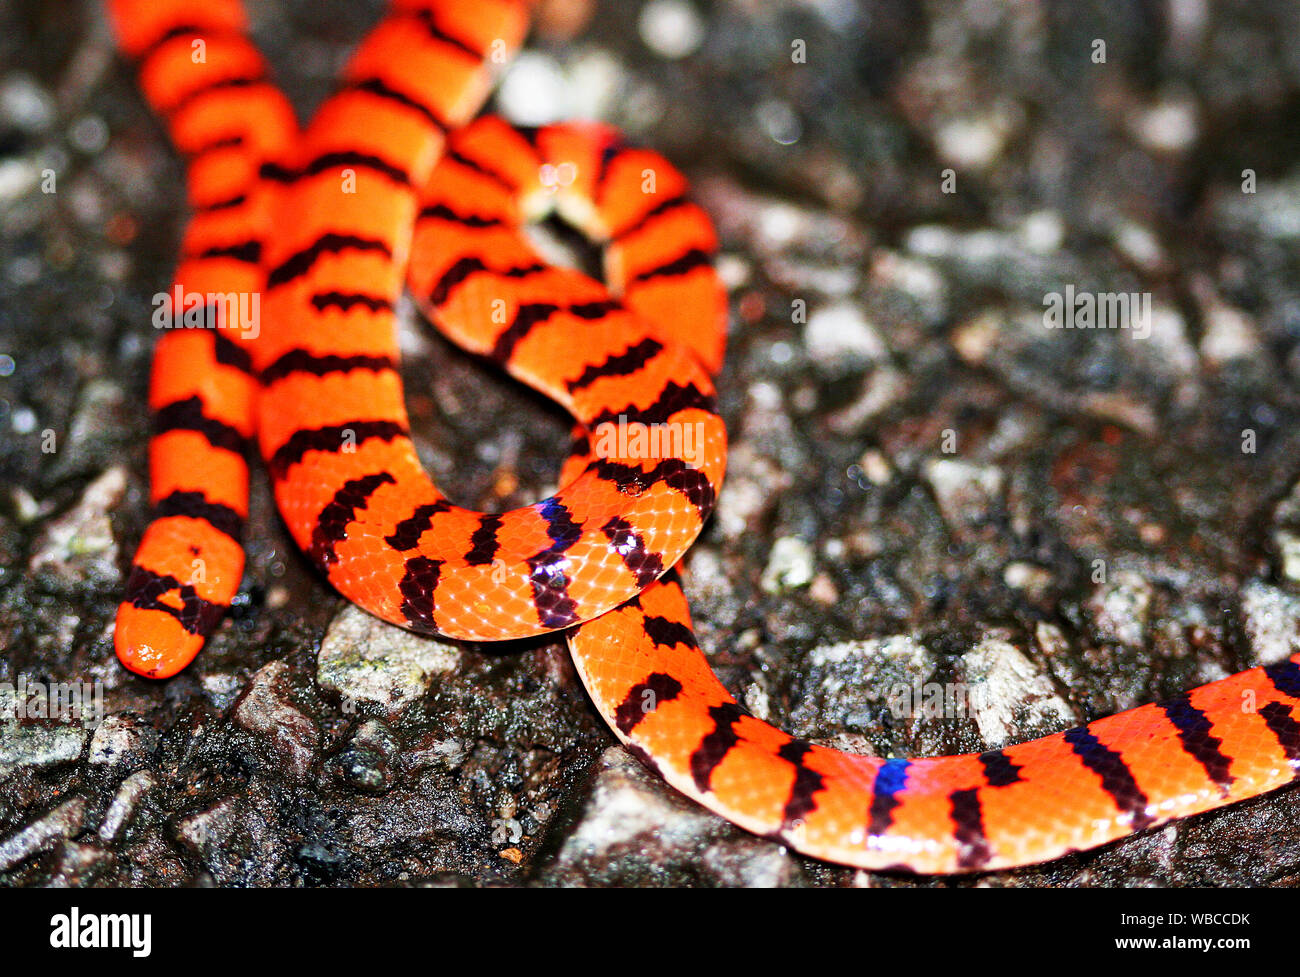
[{"left": 1, "top": 0, "right": 1299, "bottom": 887}]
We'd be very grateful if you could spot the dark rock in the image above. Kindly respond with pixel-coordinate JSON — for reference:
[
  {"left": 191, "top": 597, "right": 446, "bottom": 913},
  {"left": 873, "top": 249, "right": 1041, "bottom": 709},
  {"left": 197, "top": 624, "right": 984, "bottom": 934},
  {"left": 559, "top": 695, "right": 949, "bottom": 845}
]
[
  {"left": 2, "top": 0, "right": 1299, "bottom": 889},
  {"left": 533, "top": 748, "right": 807, "bottom": 887},
  {"left": 232, "top": 661, "right": 320, "bottom": 783}
]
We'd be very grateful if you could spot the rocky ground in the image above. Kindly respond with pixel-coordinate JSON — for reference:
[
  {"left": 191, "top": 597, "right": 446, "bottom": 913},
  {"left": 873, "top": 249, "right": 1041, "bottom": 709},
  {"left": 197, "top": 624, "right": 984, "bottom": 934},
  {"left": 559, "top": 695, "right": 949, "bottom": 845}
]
[{"left": 2, "top": 0, "right": 1300, "bottom": 887}]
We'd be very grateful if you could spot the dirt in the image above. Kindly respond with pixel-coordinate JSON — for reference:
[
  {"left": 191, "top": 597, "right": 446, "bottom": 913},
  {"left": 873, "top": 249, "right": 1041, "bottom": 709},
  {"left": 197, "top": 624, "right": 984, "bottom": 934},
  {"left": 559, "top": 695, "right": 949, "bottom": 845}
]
[{"left": 2, "top": 0, "right": 1299, "bottom": 887}]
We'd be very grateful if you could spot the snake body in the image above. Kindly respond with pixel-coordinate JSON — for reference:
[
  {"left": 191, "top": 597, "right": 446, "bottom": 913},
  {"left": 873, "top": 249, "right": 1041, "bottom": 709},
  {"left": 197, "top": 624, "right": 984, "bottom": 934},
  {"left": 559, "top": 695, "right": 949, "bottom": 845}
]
[{"left": 107, "top": 0, "right": 1300, "bottom": 873}]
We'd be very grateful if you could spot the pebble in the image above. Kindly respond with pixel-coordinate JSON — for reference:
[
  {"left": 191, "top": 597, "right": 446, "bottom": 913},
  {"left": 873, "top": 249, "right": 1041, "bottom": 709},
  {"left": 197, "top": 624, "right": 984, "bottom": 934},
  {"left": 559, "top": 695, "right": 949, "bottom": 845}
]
[
  {"left": 857, "top": 449, "right": 892, "bottom": 486},
  {"left": 1086, "top": 571, "right": 1154, "bottom": 647},
  {"left": 637, "top": 0, "right": 706, "bottom": 60},
  {"left": 1113, "top": 220, "right": 1165, "bottom": 272},
  {"left": 755, "top": 100, "right": 801, "bottom": 146},
  {"left": 713, "top": 442, "right": 790, "bottom": 539},
  {"left": 10, "top": 405, "right": 37, "bottom": 434},
  {"left": 62, "top": 379, "right": 128, "bottom": 466},
  {"left": 0, "top": 158, "right": 40, "bottom": 202},
  {"left": 826, "top": 365, "right": 907, "bottom": 432},
  {"left": 88, "top": 714, "right": 158, "bottom": 767},
  {"left": 537, "top": 748, "right": 804, "bottom": 886},
  {"left": 0, "top": 73, "right": 54, "bottom": 130},
  {"left": 565, "top": 50, "right": 623, "bottom": 120},
  {"left": 329, "top": 719, "right": 397, "bottom": 793},
  {"left": 317, "top": 605, "right": 461, "bottom": 713},
  {"left": 809, "top": 572, "right": 839, "bottom": 605},
  {"left": 201, "top": 673, "right": 244, "bottom": 709},
  {"left": 789, "top": 635, "right": 935, "bottom": 751},
  {"left": 68, "top": 115, "right": 109, "bottom": 154},
  {"left": 960, "top": 636, "right": 1075, "bottom": 746},
  {"left": 176, "top": 798, "right": 239, "bottom": 854},
  {"left": 1276, "top": 532, "right": 1300, "bottom": 585},
  {"left": 498, "top": 52, "right": 569, "bottom": 126},
  {"left": 0, "top": 721, "right": 87, "bottom": 777},
  {"left": 869, "top": 250, "right": 948, "bottom": 324},
  {"left": 98, "top": 770, "right": 156, "bottom": 843},
  {"left": 1129, "top": 96, "right": 1199, "bottom": 153},
  {"left": 1215, "top": 174, "right": 1300, "bottom": 242},
  {"left": 804, "top": 301, "right": 887, "bottom": 364},
  {"left": 233, "top": 661, "right": 320, "bottom": 781},
  {"left": 175, "top": 788, "right": 293, "bottom": 886},
  {"left": 1003, "top": 561, "right": 1052, "bottom": 597},
  {"left": 1018, "top": 210, "right": 1064, "bottom": 254},
  {"left": 44, "top": 840, "right": 115, "bottom": 887},
  {"left": 950, "top": 310, "right": 1002, "bottom": 365},
  {"left": 934, "top": 114, "right": 1007, "bottom": 170},
  {"left": 761, "top": 536, "right": 815, "bottom": 592},
  {"left": 0, "top": 797, "right": 86, "bottom": 871},
  {"left": 923, "top": 458, "right": 1004, "bottom": 533},
  {"left": 27, "top": 466, "right": 126, "bottom": 583},
  {"left": 1198, "top": 300, "right": 1260, "bottom": 365},
  {"left": 1239, "top": 580, "right": 1300, "bottom": 666},
  {"left": 1142, "top": 303, "right": 1198, "bottom": 375}
]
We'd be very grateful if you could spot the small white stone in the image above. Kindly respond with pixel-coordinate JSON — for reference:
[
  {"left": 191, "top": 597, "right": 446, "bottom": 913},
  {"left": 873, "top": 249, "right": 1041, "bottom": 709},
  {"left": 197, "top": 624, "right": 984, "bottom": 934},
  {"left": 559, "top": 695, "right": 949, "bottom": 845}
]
[
  {"left": 0, "top": 723, "right": 86, "bottom": 778},
  {"left": 951, "top": 310, "right": 1002, "bottom": 365},
  {"left": 1003, "top": 561, "right": 1052, "bottom": 595},
  {"left": 923, "top": 458, "right": 1004, "bottom": 529},
  {"left": 11, "top": 487, "right": 42, "bottom": 523},
  {"left": 638, "top": 0, "right": 706, "bottom": 60},
  {"left": 961, "top": 637, "right": 1075, "bottom": 746},
  {"left": 858, "top": 449, "right": 892, "bottom": 486},
  {"left": 714, "top": 253, "right": 750, "bottom": 289},
  {"left": 1240, "top": 580, "right": 1300, "bottom": 665},
  {"left": 757, "top": 203, "right": 802, "bottom": 248},
  {"left": 808, "top": 634, "right": 930, "bottom": 673},
  {"left": 809, "top": 573, "right": 839, "bottom": 605},
  {"left": 0, "top": 159, "right": 38, "bottom": 201},
  {"left": 870, "top": 251, "right": 947, "bottom": 313},
  {"left": 0, "top": 74, "right": 54, "bottom": 130},
  {"left": 1088, "top": 571, "right": 1154, "bottom": 647},
  {"left": 567, "top": 50, "right": 623, "bottom": 120},
  {"left": 0, "top": 797, "right": 86, "bottom": 871},
  {"left": 98, "top": 771, "right": 155, "bottom": 842},
  {"left": 1142, "top": 304, "right": 1197, "bottom": 372},
  {"left": 804, "top": 302, "right": 886, "bottom": 363},
  {"left": 748, "top": 381, "right": 783, "bottom": 411},
  {"left": 88, "top": 715, "right": 157, "bottom": 766},
  {"left": 498, "top": 52, "right": 570, "bottom": 127},
  {"left": 761, "top": 537, "right": 815, "bottom": 592},
  {"left": 1199, "top": 302, "right": 1259, "bottom": 365},
  {"left": 903, "top": 225, "right": 956, "bottom": 257},
  {"left": 1168, "top": 0, "right": 1209, "bottom": 48},
  {"left": 934, "top": 116, "right": 1005, "bottom": 170},
  {"left": 28, "top": 466, "right": 126, "bottom": 582},
  {"left": 1019, "top": 210, "right": 1064, "bottom": 254},
  {"left": 318, "top": 605, "right": 461, "bottom": 712},
  {"left": 1113, "top": 221, "right": 1164, "bottom": 271},
  {"left": 1131, "top": 97, "right": 1198, "bottom": 153},
  {"left": 202, "top": 673, "right": 243, "bottom": 708}
]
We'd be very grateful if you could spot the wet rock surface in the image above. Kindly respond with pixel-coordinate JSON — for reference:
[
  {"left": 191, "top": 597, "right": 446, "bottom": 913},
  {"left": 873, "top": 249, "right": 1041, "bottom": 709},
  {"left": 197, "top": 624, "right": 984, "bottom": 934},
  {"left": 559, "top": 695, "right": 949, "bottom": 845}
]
[{"left": 2, "top": 0, "right": 1300, "bottom": 887}]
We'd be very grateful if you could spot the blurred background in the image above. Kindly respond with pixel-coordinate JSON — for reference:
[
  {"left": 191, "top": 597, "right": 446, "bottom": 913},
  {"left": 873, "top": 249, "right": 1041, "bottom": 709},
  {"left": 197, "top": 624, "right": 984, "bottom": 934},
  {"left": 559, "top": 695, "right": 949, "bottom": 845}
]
[{"left": 1, "top": 0, "right": 1299, "bottom": 886}]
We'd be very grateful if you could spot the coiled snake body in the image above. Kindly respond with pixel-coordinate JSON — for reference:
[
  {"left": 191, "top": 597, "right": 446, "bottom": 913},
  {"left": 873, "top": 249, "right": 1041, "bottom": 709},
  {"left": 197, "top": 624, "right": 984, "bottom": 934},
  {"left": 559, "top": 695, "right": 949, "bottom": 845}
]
[{"left": 107, "top": 0, "right": 1300, "bottom": 873}]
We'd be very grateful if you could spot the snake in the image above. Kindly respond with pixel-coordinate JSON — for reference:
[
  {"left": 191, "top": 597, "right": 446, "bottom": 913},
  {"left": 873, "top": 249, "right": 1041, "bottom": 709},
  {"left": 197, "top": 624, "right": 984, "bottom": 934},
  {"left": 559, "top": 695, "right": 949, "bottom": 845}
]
[{"left": 105, "top": 0, "right": 1300, "bottom": 874}]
